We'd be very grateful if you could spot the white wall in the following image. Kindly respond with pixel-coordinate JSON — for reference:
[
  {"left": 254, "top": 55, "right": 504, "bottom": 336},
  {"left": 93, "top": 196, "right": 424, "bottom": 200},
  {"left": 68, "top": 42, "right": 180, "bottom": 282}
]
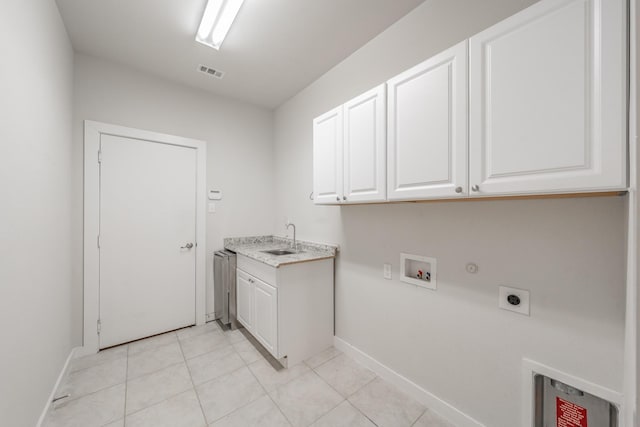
[
  {"left": 72, "top": 54, "right": 275, "bottom": 339},
  {"left": 630, "top": 0, "right": 640, "bottom": 422},
  {"left": 274, "top": 1, "right": 627, "bottom": 425},
  {"left": 0, "top": 1, "right": 75, "bottom": 425}
]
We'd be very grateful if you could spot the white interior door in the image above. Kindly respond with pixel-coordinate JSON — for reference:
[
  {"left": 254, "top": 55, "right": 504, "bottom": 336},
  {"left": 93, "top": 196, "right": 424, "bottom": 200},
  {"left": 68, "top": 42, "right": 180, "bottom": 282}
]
[{"left": 99, "top": 134, "right": 197, "bottom": 348}]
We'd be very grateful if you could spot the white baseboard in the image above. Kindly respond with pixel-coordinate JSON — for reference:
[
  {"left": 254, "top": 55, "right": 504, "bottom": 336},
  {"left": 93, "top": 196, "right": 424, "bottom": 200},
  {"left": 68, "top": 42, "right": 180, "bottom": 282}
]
[
  {"left": 36, "top": 346, "right": 80, "bottom": 427},
  {"left": 333, "top": 336, "right": 484, "bottom": 427}
]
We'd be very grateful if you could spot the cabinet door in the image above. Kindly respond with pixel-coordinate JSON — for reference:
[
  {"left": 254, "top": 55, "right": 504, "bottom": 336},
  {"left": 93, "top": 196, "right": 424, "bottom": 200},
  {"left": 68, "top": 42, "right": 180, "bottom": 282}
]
[
  {"left": 313, "top": 106, "right": 343, "bottom": 204},
  {"left": 236, "top": 270, "right": 254, "bottom": 332},
  {"left": 469, "top": 0, "right": 626, "bottom": 196},
  {"left": 387, "top": 41, "right": 468, "bottom": 201},
  {"left": 343, "top": 84, "right": 387, "bottom": 203},
  {"left": 253, "top": 278, "right": 278, "bottom": 356}
]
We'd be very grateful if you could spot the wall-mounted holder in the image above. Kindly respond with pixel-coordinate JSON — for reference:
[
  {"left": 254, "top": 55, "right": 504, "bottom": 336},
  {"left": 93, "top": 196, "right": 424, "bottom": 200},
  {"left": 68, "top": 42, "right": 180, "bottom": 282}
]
[
  {"left": 400, "top": 253, "right": 436, "bottom": 290},
  {"left": 208, "top": 190, "right": 223, "bottom": 200}
]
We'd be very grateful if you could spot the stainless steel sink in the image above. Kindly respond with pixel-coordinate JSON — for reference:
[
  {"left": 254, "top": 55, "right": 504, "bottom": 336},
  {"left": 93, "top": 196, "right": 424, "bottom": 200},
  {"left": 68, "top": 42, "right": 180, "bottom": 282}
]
[{"left": 262, "top": 249, "right": 301, "bottom": 256}]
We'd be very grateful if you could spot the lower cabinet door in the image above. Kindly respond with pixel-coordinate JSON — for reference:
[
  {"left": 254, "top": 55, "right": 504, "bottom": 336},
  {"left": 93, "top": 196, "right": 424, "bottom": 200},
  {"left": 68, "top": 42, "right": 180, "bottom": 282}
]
[
  {"left": 236, "top": 270, "right": 255, "bottom": 332},
  {"left": 253, "top": 278, "right": 278, "bottom": 356}
]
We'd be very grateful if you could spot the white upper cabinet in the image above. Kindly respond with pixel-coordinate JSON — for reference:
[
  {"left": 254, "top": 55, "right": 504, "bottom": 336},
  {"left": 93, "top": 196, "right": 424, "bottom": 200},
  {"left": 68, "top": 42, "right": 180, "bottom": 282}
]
[
  {"left": 387, "top": 41, "right": 468, "bottom": 200},
  {"left": 343, "top": 85, "right": 387, "bottom": 202},
  {"left": 313, "top": 106, "right": 343, "bottom": 204},
  {"left": 313, "top": 84, "right": 386, "bottom": 204},
  {"left": 469, "top": 0, "right": 627, "bottom": 196}
]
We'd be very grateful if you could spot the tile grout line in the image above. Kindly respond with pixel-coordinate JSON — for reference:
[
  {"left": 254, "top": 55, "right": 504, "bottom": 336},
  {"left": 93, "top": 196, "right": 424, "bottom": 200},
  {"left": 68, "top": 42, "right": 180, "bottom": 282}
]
[
  {"left": 124, "top": 361, "right": 193, "bottom": 418},
  {"left": 300, "top": 369, "right": 350, "bottom": 426},
  {"left": 201, "top": 352, "right": 271, "bottom": 424},
  {"left": 122, "top": 386, "right": 204, "bottom": 419},
  {"left": 244, "top": 358, "right": 295, "bottom": 427},
  {"left": 311, "top": 349, "right": 393, "bottom": 426},
  {"left": 180, "top": 330, "right": 232, "bottom": 361},
  {"left": 410, "top": 408, "right": 429, "bottom": 427},
  {"left": 310, "top": 357, "right": 381, "bottom": 427},
  {"left": 304, "top": 349, "right": 343, "bottom": 371},
  {"left": 127, "top": 333, "right": 180, "bottom": 358},
  {"left": 121, "top": 339, "right": 211, "bottom": 420},
  {"left": 177, "top": 328, "right": 210, "bottom": 426},
  {"left": 347, "top": 375, "right": 428, "bottom": 427},
  {"left": 68, "top": 344, "right": 129, "bottom": 375},
  {"left": 345, "top": 375, "right": 382, "bottom": 427},
  {"left": 54, "top": 362, "right": 129, "bottom": 408},
  {"left": 123, "top": 344, "right": 130, "bottom": 424}
]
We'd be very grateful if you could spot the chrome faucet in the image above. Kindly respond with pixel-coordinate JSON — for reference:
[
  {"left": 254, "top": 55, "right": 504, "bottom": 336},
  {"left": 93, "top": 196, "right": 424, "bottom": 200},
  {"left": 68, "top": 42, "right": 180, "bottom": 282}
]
[{"left": 285, "top": 222, "right": 296, "bottom": 251}]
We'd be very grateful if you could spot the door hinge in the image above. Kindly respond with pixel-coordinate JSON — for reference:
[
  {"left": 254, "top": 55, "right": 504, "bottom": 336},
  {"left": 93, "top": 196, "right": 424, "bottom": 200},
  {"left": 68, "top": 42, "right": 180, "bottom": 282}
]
[
  {"left": 97, "top": 235, "right": 100, "bottom": 248},
  {"left": 98, "top": 150, "right": 102, "bottom": 163},
  {"left": 97, "top": 319, "right": 101, "bottom": 334}
]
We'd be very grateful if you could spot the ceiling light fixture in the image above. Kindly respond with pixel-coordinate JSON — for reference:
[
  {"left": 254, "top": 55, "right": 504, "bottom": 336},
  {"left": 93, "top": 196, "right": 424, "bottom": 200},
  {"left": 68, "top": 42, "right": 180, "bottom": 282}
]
[{"left": 196, "top": 0, "right": 245, "bottom": 50}]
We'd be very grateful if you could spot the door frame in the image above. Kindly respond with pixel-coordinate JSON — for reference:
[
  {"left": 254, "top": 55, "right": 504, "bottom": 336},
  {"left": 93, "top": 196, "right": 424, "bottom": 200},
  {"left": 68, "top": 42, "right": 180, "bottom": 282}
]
[{"left": 81, "top": 120, "right": 207, "bottom": 356}]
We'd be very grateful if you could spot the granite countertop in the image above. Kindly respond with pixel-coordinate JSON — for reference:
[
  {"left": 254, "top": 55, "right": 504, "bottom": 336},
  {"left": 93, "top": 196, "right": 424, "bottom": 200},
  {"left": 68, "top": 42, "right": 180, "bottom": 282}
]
[{"left": 224, "top": 235, "right": 338, "bottom": 268}]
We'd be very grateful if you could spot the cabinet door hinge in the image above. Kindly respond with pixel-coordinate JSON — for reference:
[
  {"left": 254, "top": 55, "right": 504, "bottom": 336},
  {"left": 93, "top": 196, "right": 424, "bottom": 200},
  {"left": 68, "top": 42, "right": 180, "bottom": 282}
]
[
  {"left": 97, "top": 319, "right": 101, "bottom": 334},
  {"left": 97, "top": 235, "right": 100, "bottom": 248},
  {"left": 98, "top": 150, "right": 102, "bottom": 163}
]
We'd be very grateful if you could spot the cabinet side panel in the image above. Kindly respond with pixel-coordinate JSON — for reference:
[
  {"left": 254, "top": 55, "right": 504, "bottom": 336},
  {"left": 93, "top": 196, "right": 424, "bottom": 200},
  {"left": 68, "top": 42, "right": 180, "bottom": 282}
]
[{"left": 277, "top": 259, "right": 334, "bottom": 365}]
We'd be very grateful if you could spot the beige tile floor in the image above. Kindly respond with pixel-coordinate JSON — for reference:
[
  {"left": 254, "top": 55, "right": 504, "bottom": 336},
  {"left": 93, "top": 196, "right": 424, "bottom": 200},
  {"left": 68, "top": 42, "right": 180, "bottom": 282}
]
[{"left": 44, "top": 322, "right": 455, "bottom": 427}]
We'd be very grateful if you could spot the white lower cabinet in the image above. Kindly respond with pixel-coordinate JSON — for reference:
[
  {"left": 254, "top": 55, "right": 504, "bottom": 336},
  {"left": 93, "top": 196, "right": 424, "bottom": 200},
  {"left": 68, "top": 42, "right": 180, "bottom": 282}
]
[
  {"left": 236, "top": 254, "right": 334, "bottom": 366},
  {"left": 236, "top": 270, "right": 255, "bottom": 331},
  {"left": 252, "top": 279, "right": 277, "bottom": 354}
]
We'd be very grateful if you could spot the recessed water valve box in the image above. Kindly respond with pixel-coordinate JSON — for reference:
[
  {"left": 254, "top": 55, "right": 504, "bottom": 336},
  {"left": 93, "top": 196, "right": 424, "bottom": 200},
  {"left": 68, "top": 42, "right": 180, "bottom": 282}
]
[
  {"left": 534, "top": 375, "right": 618, "bottom": 427},
  {"left": 400, "top": 253, "right": 436, "bottom": 290}
]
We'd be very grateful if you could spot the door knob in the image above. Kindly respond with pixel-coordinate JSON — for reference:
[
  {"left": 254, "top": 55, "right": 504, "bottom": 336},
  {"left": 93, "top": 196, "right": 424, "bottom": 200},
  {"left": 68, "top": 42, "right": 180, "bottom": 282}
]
[{"left": 181, "top": 242, "right": 194, "bottom": 249}]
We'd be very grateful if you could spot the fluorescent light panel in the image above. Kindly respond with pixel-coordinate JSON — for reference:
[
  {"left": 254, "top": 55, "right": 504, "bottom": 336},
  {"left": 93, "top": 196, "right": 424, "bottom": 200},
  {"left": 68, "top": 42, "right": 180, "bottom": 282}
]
[{"left": 196, "top": 0, "right": 245, "bottom": 50}]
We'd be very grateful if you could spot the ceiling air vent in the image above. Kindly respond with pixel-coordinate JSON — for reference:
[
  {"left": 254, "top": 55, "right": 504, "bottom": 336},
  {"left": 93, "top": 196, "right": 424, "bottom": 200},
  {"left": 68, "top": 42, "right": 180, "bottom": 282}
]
[{"left": 197, "top": 64, "right": 225, "bottom": 79}]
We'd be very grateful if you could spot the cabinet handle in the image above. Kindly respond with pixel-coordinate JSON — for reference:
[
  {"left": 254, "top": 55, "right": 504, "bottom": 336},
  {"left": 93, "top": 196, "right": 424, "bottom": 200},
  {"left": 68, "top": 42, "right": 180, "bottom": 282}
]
[
  {"left": 336, "top": 196, "right": 340, "bottom": 201},
  {"left": 455, "top": 186, "right": 463, "bottom": 193},
  {"left": 471, "top": 185, "right": 480, "bottom": 192},
  {"left": 343, "top": 196, "right": 347, "bottom": 201}
]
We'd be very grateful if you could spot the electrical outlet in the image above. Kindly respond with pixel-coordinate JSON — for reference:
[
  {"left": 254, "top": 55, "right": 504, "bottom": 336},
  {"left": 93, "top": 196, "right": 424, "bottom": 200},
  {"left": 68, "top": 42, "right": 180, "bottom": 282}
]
[
  {"left": 383, "top": 263, "right": 392, "bottom": 279},
  {"left": 466, "top": 263, "right": 478, "bottom": 274},
  {"left": 498, "top": 286, "right": 530, "bottom": 316}
]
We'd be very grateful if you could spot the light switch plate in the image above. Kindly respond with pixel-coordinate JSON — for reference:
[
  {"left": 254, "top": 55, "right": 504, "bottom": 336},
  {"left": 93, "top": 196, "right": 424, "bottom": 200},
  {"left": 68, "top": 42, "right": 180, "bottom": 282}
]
[
  {"left": 498, "top": 286, "right": 530, "bottom": 316},
  {"left": 383, "top": 263, "right": 392, "bottom": 279},
  {"left": 208, "top": 202, "right": 216, "bottom": 213}
]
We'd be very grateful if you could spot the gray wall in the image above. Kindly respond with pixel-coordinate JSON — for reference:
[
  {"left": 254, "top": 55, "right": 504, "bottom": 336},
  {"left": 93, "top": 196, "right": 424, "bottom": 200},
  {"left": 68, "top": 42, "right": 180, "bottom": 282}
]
[
  {"left": 273, "top": 1, "right": 627, "bottom": 425},
  {"left": 0, "top": 1, "right": 75, "bottom": 425}
]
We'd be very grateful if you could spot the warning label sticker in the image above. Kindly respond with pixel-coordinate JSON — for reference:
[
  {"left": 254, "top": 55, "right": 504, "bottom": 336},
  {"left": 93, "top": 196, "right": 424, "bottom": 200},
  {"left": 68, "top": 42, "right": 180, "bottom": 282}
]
[{"left": 556, "top": 397, "right": 587, "bottom": 427}]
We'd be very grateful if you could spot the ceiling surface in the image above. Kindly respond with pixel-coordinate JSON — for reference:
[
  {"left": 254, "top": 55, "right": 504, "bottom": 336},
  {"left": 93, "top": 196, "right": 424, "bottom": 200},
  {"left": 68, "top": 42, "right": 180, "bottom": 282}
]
[{"left": 56, "top": 0, "right": 425, "bottom": 108}]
